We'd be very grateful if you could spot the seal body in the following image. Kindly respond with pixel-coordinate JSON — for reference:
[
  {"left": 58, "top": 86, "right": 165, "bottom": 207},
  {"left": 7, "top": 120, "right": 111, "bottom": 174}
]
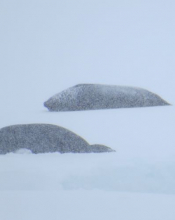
[
  {"left": 0, "top": 124, "right": 114, "bottom": 154},
  {"left": 44, "top": 84, "right": 169, "bottom": 111}
]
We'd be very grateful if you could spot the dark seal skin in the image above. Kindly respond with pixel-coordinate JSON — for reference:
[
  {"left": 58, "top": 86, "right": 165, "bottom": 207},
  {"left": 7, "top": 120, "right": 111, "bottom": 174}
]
[
  {"left": 0, "top": 124, "right": 115, "bottom": 154},
  {"left": 44, "top": 84, "right": 170, "bottom": 112}
]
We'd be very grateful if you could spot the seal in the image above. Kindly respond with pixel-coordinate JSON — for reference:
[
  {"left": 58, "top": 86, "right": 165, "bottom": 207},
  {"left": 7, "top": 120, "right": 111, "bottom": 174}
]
[
  {"left": 0, "top": 124, "right": 114, "bottom": 154},
  {"left": 44, "top": 84, "right": 170, "bottom": 111}
]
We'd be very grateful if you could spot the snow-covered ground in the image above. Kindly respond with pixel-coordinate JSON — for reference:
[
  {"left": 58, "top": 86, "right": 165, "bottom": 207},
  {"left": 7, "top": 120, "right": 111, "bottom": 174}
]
[
  {"left": 1, "top": 0, "right": 175, "bottom": 219},
  {"left": 1, "top": 191, "right": 175, "bottom": 220}
]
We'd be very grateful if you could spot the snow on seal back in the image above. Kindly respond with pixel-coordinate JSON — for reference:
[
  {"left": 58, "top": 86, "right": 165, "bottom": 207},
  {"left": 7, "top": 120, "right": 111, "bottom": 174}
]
[
  {"left": 44, "top": 84, "right": 170, "bottom": 111},
  {"left": 0, "top": 124, "right": 114, "bottom": 154}
]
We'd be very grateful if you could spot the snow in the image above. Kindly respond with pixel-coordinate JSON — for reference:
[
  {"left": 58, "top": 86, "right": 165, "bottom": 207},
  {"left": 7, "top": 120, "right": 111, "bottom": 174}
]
[
  {"left": 0, "top": 151, "right": 175, "bottom": 194},
  {"left": 1, "top": 191, "right": 175, "bottom": 220},
  {"left": 1, "top": 0, "right": 175, "bottom": 219}
]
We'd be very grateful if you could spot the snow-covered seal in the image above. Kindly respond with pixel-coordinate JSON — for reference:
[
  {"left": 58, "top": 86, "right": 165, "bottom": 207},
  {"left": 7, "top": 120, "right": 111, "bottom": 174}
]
[
  {"left": 0, "top": 124, "right": 114, "bottom": 154},
  {"left": 44, "top": 84, "right": 170, "bottom": 111}
]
